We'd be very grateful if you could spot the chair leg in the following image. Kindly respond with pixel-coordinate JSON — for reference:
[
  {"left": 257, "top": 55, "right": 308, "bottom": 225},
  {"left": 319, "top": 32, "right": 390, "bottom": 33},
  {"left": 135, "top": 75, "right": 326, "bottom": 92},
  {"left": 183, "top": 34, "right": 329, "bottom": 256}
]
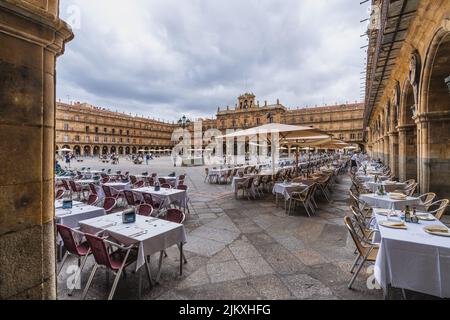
[
  {"left": 156, "top": 251, "right": 164, "bottom": 283},
  {"left": 350, "top": 253, "right": 361, "bottom": 274},
  {"left": 82, "top": 263, "right": 98, "bottom": 300},
  {"left": 69, "top": 253, "right": 90, "bottom": 296},
  {"left": 57, "top": 252, "right": 69, "bottom": 276},
  {"left": 348, "top": 247, "right": 373, "bottom": 289},
  {"left": 108, "top": 268, "right": 124, "bottom": 300},
  {"left": 303, "top": 202, "right": 311, "bottom": 217}
]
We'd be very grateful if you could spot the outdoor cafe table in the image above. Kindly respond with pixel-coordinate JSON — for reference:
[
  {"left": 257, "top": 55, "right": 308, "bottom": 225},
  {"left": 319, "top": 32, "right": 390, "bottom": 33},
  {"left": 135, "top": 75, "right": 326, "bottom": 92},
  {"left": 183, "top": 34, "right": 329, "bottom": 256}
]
[
  {"left": 159, "top": 176, "right": 178, "bottom": 187},
  {"left": 231, "top": 175, "right": 257, "bottom": 198},
  {"left": 74, "top": 179, "right": 98, "bottom": 186},
  {"left": 55, "top": 199, "right": 83, "bottom": 209},
  {"left": 365, "top": 181, "right": 407, "bottom": 193},
  {"left": 55, "top": 202, "right": 105, "bottom": 229},
  {"left": 79, "top": 214, "right": 187, "bottom": 290},
  {"left": 356, "top": 174, "right": 390, "bottom": 182},
  {"left": 359, "top": 193, "right": 421, "bottom": 210},
  {"left": 133, "top": 186, "right": 187, "bottom": 209},
  {"left": 98, "top": 182, "right": 131, "bottom": 199},
  {"left": 273, "top": 182, "right": 308, "bottom": 210},
  {"left": 372, "top": 208, "right": 450, "bottom": 298}
]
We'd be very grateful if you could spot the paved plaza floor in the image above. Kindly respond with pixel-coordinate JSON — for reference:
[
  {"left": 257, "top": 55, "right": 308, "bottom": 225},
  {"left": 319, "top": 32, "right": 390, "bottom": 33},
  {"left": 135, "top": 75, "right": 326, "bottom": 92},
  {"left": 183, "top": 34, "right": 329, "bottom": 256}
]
[{"left": 56, "top": 156, "right": 440, "bottom": 300}]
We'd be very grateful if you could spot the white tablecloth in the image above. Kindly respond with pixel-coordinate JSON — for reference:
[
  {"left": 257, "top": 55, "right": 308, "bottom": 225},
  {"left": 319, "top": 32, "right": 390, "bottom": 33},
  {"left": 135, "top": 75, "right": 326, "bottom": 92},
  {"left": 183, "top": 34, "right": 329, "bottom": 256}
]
[
  {"left": 231, "top": 176, "right": 258, "bottom": 197},
  {"left": 365, "top": 182, "right": 407, "bottom": 193},
  {"left": 133, "top": 187, "right": 187, "bottom": 209},
  {"left": 79, "top": 214, "right": 186, "bottom": 271},
  {"left": 373, "top": 209, "right": 450, "bottom": 298},
  {"left": 98, "top": 182, "right": 131, "bottom": 199},
  {"left": 54, "top": 199, "right": 83, "bottom": 209},
  {"left": 272, "top": 183, "right": 308, "bottom": 200},
  {"left": 357, "top": 174, "right": 389, "bottom": 182},
  {"left": 359, "top": 193, "right": 421, "bottom": 210},
  {"left": 55, "top": 204, "right": 105, "bottom": 229}
]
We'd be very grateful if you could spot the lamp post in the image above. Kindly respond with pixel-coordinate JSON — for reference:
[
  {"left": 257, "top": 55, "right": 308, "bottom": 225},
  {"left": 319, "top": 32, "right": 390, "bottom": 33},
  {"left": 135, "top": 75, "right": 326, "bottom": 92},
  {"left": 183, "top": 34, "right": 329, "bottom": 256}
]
[{"left": 178, "top": 115, "right": 191, "bottom": 129}]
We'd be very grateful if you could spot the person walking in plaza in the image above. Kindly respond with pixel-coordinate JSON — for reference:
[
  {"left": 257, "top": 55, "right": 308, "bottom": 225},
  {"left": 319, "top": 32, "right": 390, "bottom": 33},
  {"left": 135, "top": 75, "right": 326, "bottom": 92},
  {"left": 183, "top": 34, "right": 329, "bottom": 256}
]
[
  {"left": 65, "top": 153, "right": 71, "bottom": 168},
  {"left": 351, "top": 152, "right": 358, "bottom": 169}
]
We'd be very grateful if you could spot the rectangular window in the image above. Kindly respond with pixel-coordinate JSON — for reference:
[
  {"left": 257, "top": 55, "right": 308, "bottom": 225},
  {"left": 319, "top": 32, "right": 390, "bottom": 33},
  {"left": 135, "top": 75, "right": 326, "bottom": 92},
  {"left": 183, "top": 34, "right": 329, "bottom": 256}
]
[
  {"left": 103, "top": 137, "right": 108, "bottom": 143},
  {"left": 95, "top": 136, "right": 99, "bottom": 142},
  {"left": 64, "top": 135, "right": 69, "bottom": 142},
  {"left": 64, "top": 124, "right": 69, "bottom": 131}
]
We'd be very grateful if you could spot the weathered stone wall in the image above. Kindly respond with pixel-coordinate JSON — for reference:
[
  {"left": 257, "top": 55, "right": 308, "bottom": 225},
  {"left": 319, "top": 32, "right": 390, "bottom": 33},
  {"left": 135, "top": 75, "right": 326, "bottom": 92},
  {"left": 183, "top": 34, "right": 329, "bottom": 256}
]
[
  {"left": 366, "top": 0, "right": 450, "bottom": 199},
  {"left": 0, "top": 0, "right": 72, "bottom": 299}
]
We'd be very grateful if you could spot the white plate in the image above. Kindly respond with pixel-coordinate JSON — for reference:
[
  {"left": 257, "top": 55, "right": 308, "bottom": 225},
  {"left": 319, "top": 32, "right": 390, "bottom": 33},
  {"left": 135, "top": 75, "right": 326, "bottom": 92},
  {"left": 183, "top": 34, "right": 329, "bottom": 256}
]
[
  {"left": 424, "top": 229, "right": 450, "bottom": 237},
  {"left": 379, "top": 221, "right": 407, "bottom": 230},
  {"left": 417, "top": 214, "right": 436, "bottom": 221}
]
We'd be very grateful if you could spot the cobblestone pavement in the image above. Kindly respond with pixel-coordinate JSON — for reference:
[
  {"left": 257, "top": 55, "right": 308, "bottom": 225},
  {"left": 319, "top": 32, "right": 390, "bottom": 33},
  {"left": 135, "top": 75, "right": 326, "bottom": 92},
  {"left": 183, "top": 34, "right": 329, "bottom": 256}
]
[{"left": 57, "top": 157, "right": 440, "bottom": 300}]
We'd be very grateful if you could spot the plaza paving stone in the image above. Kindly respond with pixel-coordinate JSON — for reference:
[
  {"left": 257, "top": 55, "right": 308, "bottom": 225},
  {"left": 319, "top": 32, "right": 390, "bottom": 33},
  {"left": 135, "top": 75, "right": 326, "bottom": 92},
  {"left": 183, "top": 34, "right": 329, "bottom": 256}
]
[{"left": 56, "top": 157, "right": 440, "bottom": 300}]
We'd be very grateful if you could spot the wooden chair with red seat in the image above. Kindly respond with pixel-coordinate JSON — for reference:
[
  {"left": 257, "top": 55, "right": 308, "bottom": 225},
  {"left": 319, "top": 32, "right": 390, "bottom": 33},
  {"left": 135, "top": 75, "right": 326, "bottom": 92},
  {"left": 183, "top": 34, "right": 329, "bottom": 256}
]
[
  {"left": 103, "top": 197, "right": 117, "bottom": 214},
  {"left": 55, "top": 189, "right": 65, "bottom": 200},
  {"left": 156, "top": 209, "right": 187, "bottom": 281},
  {"left": 137, "top": 204, "right": 154, "bottom": 217},
  {"left": 56, "top": 224, "right": 91, "bottom": 296},
  {"left": 141, "top": 193, "right": 162, "bottom": 213},
  {"left": 85, "top": 194, "right": 98, "bottom": 206},
  {"left": 82, "top": 234, "right": 151, "bottom": 300},
  {"left": 123, "top": 190, "right": 142, "bottom": 207}
]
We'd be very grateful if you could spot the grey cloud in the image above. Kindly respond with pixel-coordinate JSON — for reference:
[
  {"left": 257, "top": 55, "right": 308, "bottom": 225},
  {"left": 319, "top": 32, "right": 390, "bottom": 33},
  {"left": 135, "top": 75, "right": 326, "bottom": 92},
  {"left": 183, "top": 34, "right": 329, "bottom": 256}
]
[{"left": 57, "top": 0, "right": 369, "bottom": 121}]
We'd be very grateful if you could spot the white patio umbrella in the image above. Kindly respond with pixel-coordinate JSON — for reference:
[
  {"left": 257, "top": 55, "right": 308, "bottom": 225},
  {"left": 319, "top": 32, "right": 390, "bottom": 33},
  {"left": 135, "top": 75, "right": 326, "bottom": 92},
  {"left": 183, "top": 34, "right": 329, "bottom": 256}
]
[
  {"left": 219, "top": 123, "right": 331, "bottom": 177},
  {"left": 59, "top": 147, "right": 72, "bottom": 153}
]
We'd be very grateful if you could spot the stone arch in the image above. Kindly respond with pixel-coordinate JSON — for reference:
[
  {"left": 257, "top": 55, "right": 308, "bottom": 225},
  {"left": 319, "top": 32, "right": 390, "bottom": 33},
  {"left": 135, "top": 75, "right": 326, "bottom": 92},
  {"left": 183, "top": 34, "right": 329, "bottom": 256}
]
[
  {"left": 418, "top": 27, "right": 450, "bottom": 197},
  {"left": 83, "top": 145, "right": 91, "bottom": 157},
  {"left": 73, "top": 145, "right": 81, "bottom": 156},
  {"left": 110, "top": 146, "right": 116, "bottom": 154},
  {"left": 118, "top": 146, "right": 124, "bottom": 155},
  {"left": 125, "top": 147, "right": 131, "bottom": 155},
  {"left": 93, "top": 146, "right": 100, "bottom": 156},
  {"left": 102, "top": 146, "right": 108, "bottom": 155},
  {"left": 132, "top": 147, "right": 137, "bottom": 154}
]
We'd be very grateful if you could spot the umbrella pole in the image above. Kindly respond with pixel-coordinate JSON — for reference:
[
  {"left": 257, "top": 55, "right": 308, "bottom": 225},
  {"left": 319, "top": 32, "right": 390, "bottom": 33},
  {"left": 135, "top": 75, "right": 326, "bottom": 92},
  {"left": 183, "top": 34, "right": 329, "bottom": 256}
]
[{"left": 271, "top": 134, "right": 276, "bottom": 181}]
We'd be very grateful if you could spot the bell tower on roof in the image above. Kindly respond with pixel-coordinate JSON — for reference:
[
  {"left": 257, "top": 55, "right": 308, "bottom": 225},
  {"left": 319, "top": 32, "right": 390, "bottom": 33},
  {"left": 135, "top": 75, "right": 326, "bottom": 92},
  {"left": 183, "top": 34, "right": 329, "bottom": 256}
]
[{"left": 237, "top": 93, "right": 256, "bottom": 110}]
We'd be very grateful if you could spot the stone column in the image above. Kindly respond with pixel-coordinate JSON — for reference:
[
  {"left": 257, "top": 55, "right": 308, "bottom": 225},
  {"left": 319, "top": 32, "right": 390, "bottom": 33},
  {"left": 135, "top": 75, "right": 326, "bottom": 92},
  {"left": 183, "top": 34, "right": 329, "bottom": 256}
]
[
  {"left": 383, "top": 135, "right": 389, "bottom": 166},
  {"left": 416, "top": 111, "right": 450, "bottom": 199},
  {"left": 0, "top": 0, "right": 73, "bottom": 299},
  {"left": 398, "top": 124, "right": 417, "bottom": 182},
  {"left": 398, "top": 127, "right": 407, "bottom": 181},
  {"left": 389, "top": 132, "right": 399, "bottom": 178}
]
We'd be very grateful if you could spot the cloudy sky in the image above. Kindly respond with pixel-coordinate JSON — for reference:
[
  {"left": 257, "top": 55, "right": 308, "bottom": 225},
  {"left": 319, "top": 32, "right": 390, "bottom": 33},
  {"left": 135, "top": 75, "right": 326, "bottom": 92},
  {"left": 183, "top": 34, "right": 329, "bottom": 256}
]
[{"left": 58, "top": 0, "right": 370, "bottom": 122}]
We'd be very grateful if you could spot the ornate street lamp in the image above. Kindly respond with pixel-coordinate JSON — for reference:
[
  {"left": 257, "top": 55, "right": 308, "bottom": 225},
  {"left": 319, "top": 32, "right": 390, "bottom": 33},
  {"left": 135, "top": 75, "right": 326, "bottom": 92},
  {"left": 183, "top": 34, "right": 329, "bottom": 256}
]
[
  {"left": 445, "top": 76, "right": 450, "bottom": 93},
  {"left": 178, "top": 115, "right": 191, "bottom": 129}
]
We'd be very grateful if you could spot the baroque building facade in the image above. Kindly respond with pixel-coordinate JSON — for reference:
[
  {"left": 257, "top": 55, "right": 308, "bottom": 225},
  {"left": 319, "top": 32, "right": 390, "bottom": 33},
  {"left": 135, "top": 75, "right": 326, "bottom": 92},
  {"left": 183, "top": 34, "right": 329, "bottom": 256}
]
[
  {"left": 55, "top": 102, "right": 176, "bottom": 156},
  {"left": 214, "top": 93, "right": 365, "bottom": 148},
  {"left": 363, "top": 0, "right": 450, "bottom": 199}
]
